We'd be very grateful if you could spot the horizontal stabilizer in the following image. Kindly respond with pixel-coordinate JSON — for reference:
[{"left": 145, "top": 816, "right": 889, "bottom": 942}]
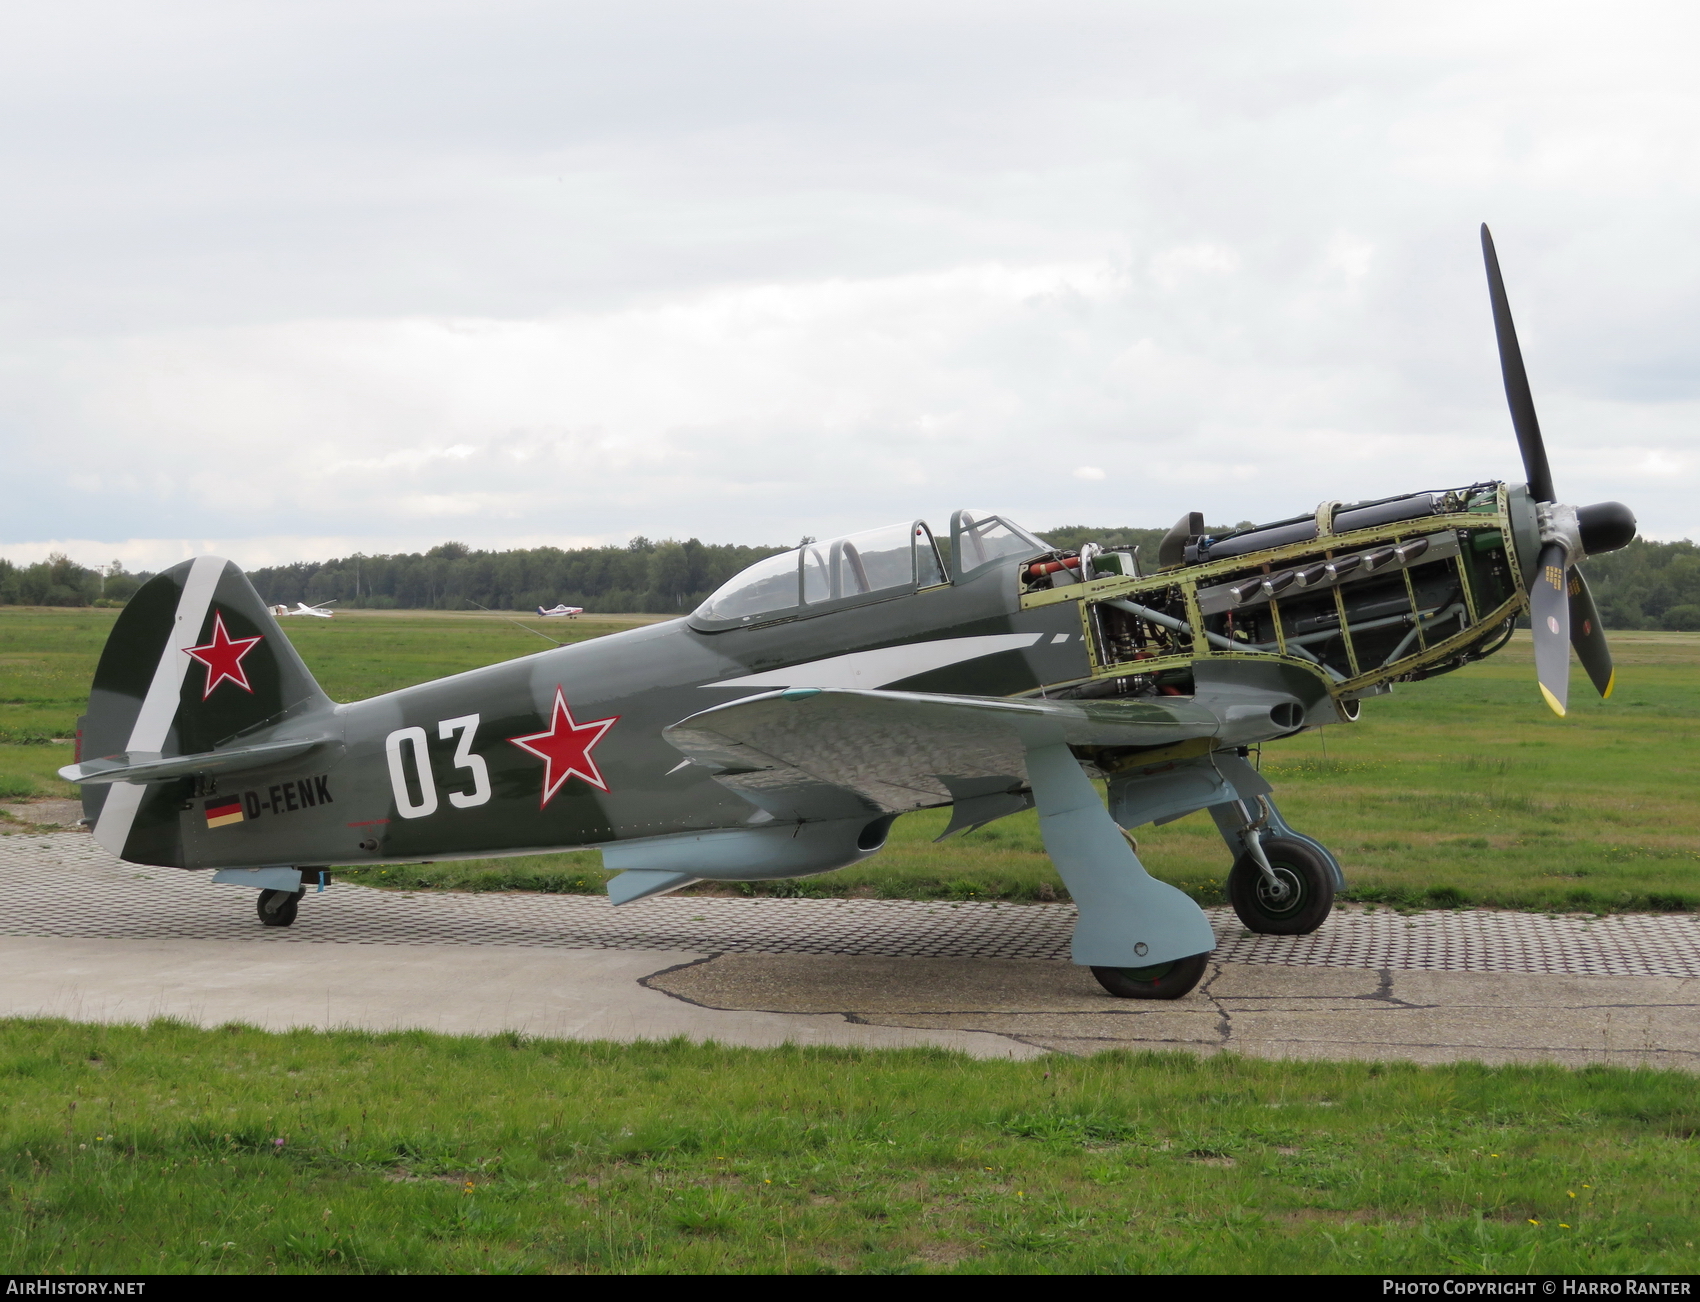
[{"left": 59, "top": 736, "right": 333, "bottom": 785}]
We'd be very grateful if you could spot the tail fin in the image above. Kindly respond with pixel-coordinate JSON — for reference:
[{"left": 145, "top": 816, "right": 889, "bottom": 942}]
[{"left": 77, "top": 556, "right": 333, "bottom": 865}]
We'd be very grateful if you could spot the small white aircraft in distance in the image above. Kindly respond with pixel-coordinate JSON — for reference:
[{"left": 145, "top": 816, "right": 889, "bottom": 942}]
[
  {"left": 536, "top": 603, "right": 583, "bottom": 618},
  {"left": 267, "top": 601, "right": 337, "bottom": 619}
]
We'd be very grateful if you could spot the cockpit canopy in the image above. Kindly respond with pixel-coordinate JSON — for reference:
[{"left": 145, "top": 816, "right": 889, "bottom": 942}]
[
  {"left": 690, "top": 510, "right": 1047, "bottom": 629},
  {"left": 949, "top": 509, "right": 1049, "bottom": 576}
]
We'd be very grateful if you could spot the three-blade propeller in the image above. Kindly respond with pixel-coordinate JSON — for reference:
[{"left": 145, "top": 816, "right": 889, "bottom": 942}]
[{"left": 1481, "top": 224, "right": 1635, "bottom": 717}]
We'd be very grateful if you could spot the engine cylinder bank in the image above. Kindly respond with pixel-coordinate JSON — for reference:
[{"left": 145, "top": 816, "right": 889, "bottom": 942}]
[{"left": 1196, "top": 492, "right": 1441, "bottom": 564}]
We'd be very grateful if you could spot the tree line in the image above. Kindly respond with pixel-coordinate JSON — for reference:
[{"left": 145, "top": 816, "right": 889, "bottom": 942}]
[
  {"left": 246, "top": 538, "right": 791, "bottom": 616},
  {"left": 0, "top": 555, "right": 145, "bottom": 608},
  {"left": 5, "top": 531, "right": 1700, "bottom": 629},
  {"left": 1568, "top": 538, "right": 1700, "bottom": 631}
]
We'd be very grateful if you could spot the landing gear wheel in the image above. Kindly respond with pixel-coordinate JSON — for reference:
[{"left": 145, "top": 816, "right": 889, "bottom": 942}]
[
  {"left": 1228, "top": 836, "right": 1334, "bottom": 935},
  {"left": 1090, "top": 952, "right": 1210, "bottom": 1000},
  {"left": 257, "top": 888, "right": 304, "bottom": 928}
]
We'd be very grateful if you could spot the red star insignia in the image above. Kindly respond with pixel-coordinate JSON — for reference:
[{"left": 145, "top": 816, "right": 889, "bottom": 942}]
[
  {"left": 183, "top": 611, "right": 264, "bottom": 700},
  {"left": 508, "top": 686, "right": 619, "bottom": 807}
]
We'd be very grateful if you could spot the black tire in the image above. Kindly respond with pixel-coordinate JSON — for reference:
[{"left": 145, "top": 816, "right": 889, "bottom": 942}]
[
  {"left": 1090, "top": 952, "right": 1211, "bottom": 1000},
  {"left": 257, "top": 888, "right": 303, "bottom": 928},
  {"left": 1228, "top": 836, "right": 1334, "bottom": 935}
]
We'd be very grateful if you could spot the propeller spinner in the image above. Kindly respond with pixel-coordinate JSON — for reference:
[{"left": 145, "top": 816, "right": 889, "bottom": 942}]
[{"left": 1480, "top": 224, "right": 1637, "bottom": 716}]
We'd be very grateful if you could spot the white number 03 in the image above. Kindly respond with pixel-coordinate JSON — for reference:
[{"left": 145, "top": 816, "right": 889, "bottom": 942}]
[{"left": 384, "top": 714, "right": 493, "bottom": 819}]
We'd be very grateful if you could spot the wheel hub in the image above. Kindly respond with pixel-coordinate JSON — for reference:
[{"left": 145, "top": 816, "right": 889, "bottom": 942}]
[{"left": 1254, "top": 866, "right": 1303, "bottom": 914}]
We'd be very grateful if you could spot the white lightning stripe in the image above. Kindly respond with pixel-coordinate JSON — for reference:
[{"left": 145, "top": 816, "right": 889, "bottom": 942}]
[
  {"left": 93, "top": 556, "right": 226, "bottom": 858},
  {"left": 701, "top": 632, "right": 1048, "bottom": 690}
]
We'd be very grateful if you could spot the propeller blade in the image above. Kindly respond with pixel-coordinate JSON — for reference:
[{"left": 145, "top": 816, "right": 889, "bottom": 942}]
[
  {"left": 1481, "top": 224, "right": 1556, "bottom": 503},
  {"left": 1529, "top": 541, "right": 1571, "bottom": 716},
  {"left": 1568, "top": 566, "right": 1615, "bottom": 699}
]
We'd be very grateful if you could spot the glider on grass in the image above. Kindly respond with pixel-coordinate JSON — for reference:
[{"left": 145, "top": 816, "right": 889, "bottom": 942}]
[
  {"left": 60, "top": 228, "right": 1635, "bottom": 999},
  {"left": 268, "top": 601, "right": 336, "bottom": 619}
]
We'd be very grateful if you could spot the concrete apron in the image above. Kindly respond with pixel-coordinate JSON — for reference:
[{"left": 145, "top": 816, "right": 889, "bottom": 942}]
[{"left": 1, "top": 936, "right": 1695, "bottom": 1070}]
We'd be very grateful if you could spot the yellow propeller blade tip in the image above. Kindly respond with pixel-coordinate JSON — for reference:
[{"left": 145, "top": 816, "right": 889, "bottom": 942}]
[
  {"left": 1602, "top": 670, "right": 1615, "bottom": 700},
  {"left": 1539, "top": 683, "right": 1567, "bottom": 717}
]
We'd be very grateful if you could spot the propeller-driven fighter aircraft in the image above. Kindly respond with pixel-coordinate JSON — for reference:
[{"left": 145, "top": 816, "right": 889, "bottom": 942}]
[
  {"left": 61, "top": 229, "right": 1637, "bottom": 999},
  {"left": 268, "top": 600, "right": 337, "bottom": 619},
  {"left": 536, "top": 604, "right": 584, "bottom": 618}
]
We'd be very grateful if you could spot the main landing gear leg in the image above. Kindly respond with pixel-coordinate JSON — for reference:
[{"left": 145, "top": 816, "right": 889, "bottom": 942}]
[
  {"left": 1025, "top": 743, "right": 1215, "bottom": 1000},
  {"left": 1208, "top": 796, "right": 1343, "bottom": 935}
]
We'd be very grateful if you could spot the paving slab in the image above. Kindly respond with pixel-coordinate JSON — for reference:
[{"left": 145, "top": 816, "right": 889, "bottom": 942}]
[
  {"left": 1388, "top": 968, "right": 1700, "bottom": 1006},
  {"left": 645, "top": 953, "right": 1118, "bottom": 1014},
  {"left": 0, "top": 936, "right": 1043, "bottom": 1059},
  {"left": 0, "top": 833, "right": 1697, "bottom": 1069},
  {"left": 1208, "top": 965, "right": 1384, "bottom": 998},
  {"left": 649, "top": 953, "right": 1700, "bottom": 1069},
  {"left": 4, "top": 833, "right": 1699, "bottom": 975},
  {"left": 0, "top": 798, "right": 82, "bottom": 828}
]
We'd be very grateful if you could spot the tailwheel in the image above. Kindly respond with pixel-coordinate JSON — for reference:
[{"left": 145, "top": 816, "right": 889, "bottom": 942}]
[
  {"left": 1090, "top": 952, "right": 1210, "bottom": 1000},
  {"left": 257, "top": 888, "right": 304, "bottom": 928},
  {"left": 1228, "top": 836, "right": 1334, "bottom": 935}
]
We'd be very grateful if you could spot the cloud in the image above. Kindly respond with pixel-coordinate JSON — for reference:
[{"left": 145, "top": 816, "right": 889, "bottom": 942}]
[{"left": 3, "top": 0, "right": 1699, "bottom": 570}]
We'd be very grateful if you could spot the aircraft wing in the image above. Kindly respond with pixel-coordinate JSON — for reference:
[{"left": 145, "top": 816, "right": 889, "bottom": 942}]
[{"left": 663, "top": 687, "right": 1220, "bottom": 821}]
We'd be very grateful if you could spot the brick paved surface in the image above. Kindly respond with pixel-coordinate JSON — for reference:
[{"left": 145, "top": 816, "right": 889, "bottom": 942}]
[{"left": 3, "top": 833, "right": 1697, "bottom": 978}]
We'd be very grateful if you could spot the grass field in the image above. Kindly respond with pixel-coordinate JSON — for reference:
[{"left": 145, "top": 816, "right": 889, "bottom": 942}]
[
  {"left": 3, "top": 607, "right": 1697, "bottom": 913},
  {"left": 4, "top": 609, "right": 1698, "bottom": 1278},
  {"left": 2, "top": 1018, "right": 1695, "bottom": 1275}
]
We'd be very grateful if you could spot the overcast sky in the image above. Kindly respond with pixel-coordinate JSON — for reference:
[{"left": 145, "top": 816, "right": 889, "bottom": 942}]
[{"left": 3, "top": 0, "right": 1697, "bottom": 571}]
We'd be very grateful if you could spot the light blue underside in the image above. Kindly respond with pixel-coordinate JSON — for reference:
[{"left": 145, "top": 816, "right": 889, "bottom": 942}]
[
  {"left": 1025, "top": 743, "right": 1217, "bottom": 968},
  {"left": 606, "top": 869, "right": 699, "bottom": 905},
  {"left": 211, "top": 866, "right": 303, "bottom": 892}
]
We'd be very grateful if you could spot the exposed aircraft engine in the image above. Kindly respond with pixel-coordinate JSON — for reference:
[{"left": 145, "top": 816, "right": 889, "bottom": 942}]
[{"left": 1026, "top": 483, "right": 1524, "bottom": 711}]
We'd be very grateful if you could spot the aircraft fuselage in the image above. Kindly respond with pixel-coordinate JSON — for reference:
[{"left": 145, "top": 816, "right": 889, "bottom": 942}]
[{"left": 171, "top": 562, "right": 1084, "bottom": 871}]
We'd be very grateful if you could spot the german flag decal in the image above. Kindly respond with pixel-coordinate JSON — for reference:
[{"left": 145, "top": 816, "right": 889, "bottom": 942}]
[{"left": 204, "top": 797, "right": 244, "bottom": 829}]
